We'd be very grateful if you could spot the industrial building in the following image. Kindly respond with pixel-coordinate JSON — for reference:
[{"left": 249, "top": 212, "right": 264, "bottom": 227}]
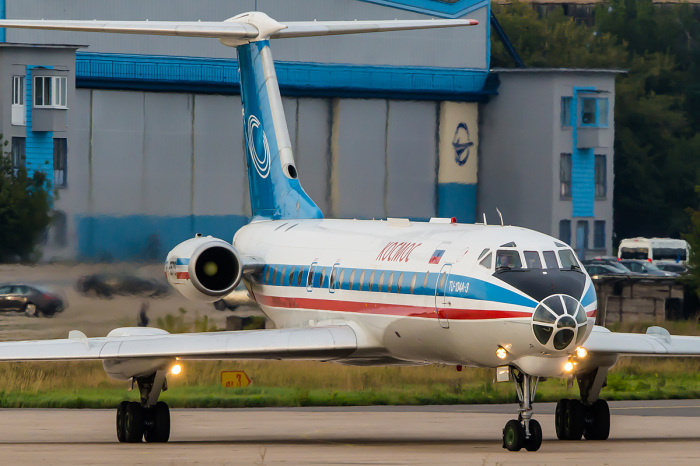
[{"left": 0, "top": 0, "right": 615, "bottom": 261}]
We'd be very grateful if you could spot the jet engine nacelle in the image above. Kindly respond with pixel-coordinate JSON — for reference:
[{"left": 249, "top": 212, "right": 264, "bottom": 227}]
[{"left": 165, "top": 235, "right": 242, "bottom": 302}]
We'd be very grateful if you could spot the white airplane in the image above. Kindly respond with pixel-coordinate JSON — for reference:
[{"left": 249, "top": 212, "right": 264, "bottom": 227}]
[{"left": 0, "top": 11, "right": 698, "bottom": 452}]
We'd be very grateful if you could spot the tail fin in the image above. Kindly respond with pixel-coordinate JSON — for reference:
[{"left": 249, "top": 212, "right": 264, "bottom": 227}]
[
  {"left": 237, "top": 40, "right": 323, "bottom": 220},
  {"left": 0, "top": 12, "right": 477, "bottom": 221}
]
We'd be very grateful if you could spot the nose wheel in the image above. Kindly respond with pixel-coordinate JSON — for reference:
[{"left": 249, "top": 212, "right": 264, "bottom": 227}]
[
  {"left": 502, "top": 369, "right": 543, "bottom": 452},
  {"left": 116, "top": 370, "right": 171, "bottom": 443}
]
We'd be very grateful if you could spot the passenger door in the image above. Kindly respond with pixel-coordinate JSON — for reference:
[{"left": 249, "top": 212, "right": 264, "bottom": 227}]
[{"left": 434, "top": 264, "right": 452, "bottom": 329}]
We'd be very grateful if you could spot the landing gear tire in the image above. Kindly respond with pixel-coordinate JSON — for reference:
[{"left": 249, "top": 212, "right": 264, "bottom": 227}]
[
  {"left": 584, "top": 399, "right": 610, "bottom": 440},
  {"left": 524, "top": 419, "right": 543, "bottom": 452},
  {"left": 503, "top": 419, "right": 525, "bottom": 451},
  {"left": 24, "top": 303, "right": 37, "bottom": 317},
  {"left": 144, "top": 401, "right": 170, "bottom": 443},
  {"left": 116, "top": 401, "right": 129, "bottom": 443},
  {"left": 555, "top": 398, "right": 585, "bottom": 440},
  {"left": 555, "top": 399, "right": 568, "bottom": 440},
  {"left": 124, "top": 401, "right": 145, "bottom": 443}
]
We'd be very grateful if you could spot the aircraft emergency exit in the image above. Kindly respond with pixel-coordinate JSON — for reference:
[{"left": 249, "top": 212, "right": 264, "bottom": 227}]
[{"left": 0, "top": 11, "right": 699, "bottom": 452}]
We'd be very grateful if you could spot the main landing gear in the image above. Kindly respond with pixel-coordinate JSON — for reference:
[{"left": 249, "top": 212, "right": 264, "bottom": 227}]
[
  {"left": 555, "top": 367, "right": 611, "bottom": 441},
  {"left": 502, "top": 369, "right": 543, "bottom": 452},
  {"left": 116, "top": 370, "right": 171, "bottom": 443}
]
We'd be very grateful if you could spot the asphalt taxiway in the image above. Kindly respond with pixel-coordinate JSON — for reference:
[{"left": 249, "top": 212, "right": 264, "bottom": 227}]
[{"left": 1, "top": 400, "right": 700, "bottom": 465}]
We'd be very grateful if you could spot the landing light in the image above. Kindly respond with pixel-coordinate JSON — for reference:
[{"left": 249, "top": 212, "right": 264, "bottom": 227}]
[
  {"left": 564, "top": 361, "right": 574, "bottom": 372},
  {"left": 496, "top": 346, "right": 508, "bottom": 360},
  {"left": 171, "top": 363, "right": 183, "bottom": 376},
  {"left": 575, "top": 347, "right": 588, "bottom": 359}
]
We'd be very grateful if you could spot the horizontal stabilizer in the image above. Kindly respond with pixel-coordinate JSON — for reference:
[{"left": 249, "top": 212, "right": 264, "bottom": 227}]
[
  {"left": 0, "top": 14, "right": 478, "bottom": 45},
  {"left": 271, "top": 19, "right": 479, "bottom": 39}
]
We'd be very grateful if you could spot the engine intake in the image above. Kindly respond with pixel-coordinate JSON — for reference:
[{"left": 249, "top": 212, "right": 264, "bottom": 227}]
[{"left": 165, "top": 235, "right": 242, "bottom": 302}]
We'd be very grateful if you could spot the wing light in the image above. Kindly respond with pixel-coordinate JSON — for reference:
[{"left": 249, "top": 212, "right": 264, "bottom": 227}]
[{"left": 170, "top": 363, "right": 183, "bottom": 376}]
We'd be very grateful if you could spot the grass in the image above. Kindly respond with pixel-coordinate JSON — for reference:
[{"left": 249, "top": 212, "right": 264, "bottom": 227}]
[{"left": 1, "top": 319, "right": 700, "bottom": 408}]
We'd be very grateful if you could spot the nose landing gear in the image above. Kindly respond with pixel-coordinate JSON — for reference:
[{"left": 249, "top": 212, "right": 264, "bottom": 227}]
[
  {"left": 116, "top": 370, "right": 171, "bottom": 443},
  {"left": 502, "top": 369, "right": 543, "bottom": 452}
]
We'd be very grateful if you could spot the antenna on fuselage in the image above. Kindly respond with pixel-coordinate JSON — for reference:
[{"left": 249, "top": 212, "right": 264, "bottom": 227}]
[
  {"left": 496, "top": 208, "right": 504, "bottom": 226},
  {"left": 482, "top": 213, "right": 487, "bottom": 226}
]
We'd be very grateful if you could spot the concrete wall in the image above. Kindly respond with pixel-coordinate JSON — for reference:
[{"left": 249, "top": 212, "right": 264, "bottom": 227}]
[{"left": 479, "top": 70, "right": 616, "bottom": 256}]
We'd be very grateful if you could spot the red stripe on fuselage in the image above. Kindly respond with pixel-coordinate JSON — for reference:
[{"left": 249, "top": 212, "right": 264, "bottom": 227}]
[{"left": 254, "top": 293, "right": 533, "bottom": 320}]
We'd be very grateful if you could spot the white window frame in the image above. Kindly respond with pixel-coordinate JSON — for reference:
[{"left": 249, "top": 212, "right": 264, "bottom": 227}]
[
  {"left": 34, "top": 76, "right": 67, "bottom": 108},
  {"left": 12, "top": 76, "right": 24, "bottom": 106}
]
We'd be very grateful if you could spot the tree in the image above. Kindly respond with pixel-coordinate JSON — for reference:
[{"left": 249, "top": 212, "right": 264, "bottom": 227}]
[{"left": 0, "top": 139, "right": 52, "bottom": 262}]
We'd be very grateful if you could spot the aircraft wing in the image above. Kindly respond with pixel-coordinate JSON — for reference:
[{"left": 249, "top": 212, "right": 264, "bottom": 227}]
[
  {"left": 0, "top": 18, "right": 478, "bottom": 40},
  {"left": 0, "top": 326, "right": 357, "bottom": 362},
  {"left": 585, "top": 325, "right": 700, "bottom": 356}
]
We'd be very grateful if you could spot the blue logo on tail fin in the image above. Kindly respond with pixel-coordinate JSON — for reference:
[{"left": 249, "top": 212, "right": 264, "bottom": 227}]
[{"left": 237, "top": 40, "right": 323, "bottom": 221}]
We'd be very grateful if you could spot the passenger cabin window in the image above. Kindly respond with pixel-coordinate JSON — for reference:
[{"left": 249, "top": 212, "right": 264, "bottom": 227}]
[
  {"left": 349, "top": 270, "right": 356, "bottom": 289},
  {"left": 307, "top": 265, "right": 316, "bottom": 290},
  {"left": 480, "top": 253, "right": 492, "bottom": 269},
  {"left": 339, "top": 269, "right": 346, "bottom": 288},
  {"left": 558, "top": 249, "right": 579, "bottom": 269},
  {"left": 543, "top": 251, "right": 559, "bottom": 268},
  {"left": 272, "top": 267, "right": 278, "bottom": 285},
  {"left": 524, "top": 251, "right": 542, "bottom": 269},
  {"left": 369, "top": 271, "right": 376, "bottom": 291},
  {"left": 387, "top": 273, "right": 394, "bottom": 292},
  {"left": 265, "top": 266, "right": 272, "bottom": 284},
  {"left": 496, "top": 250, "right": 522, "bottom": 269},
  {"left": 422, "top": 272, "right": 429, "bottom": 289},
  {"left": 359, "top": 270, "right": 366, "bottom": 290},
  {"left": 397, "top": 273, "right": 404, "bottom": 293},
  {"left": 280, "top": 266, "right": 286, "bottom": 285},
  {"left": 319, "top": 268, "right": 326, "bottom": 288},
  {"left": 409, "top": 273, "right": 417, "bottom": 294},
  {"left": 297, "top": 268, "right": 304, "bottom": 286}
]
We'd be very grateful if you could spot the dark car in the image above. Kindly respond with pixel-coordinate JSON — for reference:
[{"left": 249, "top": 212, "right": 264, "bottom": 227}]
[
  {"left": 76, "top": 273, "right": 169, "bottom": 298},
  {"left": 584, "top": 263, "right": 633, "bottom": 278},
  {"left": 618, "top": 260, "right": 678, "bottom": 277},
  {"left": 655, "top": 263, "right": 688, "bottom": 274},
  {"left": 0, "top": 284, "right": 65, "bottom": 317}
]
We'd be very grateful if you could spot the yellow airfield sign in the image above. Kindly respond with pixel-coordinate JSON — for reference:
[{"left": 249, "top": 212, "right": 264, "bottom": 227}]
[{"left": 221, "top": 371, "right": 252, "bottom": 388}]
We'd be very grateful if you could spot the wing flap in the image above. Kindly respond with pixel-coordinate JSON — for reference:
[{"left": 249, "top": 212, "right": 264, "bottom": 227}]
[
  {"left": 586, "top": 326, "right": 700, "bottom": 356},
  {"left": 0, "top": 326, "right": 357, "bottom": 361}
]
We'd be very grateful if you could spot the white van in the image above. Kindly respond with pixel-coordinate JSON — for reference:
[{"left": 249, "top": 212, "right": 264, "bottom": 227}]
[{"left": 617, "top": 237, "right": 689, "bottom": 264}]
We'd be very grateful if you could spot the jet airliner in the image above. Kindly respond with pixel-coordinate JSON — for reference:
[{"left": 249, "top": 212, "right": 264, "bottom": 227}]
[{"left": 0, "top": 11, "right": 699, "bottom": 452}]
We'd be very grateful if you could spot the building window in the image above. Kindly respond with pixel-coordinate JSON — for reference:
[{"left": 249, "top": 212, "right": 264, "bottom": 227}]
[
  {"left": 53, "top": 138, "right": 67, "bottom": 188},
  {"left": 580, "top": 97, "right": 608, "bottom": 128},
  {"left": 560, "top": 153, "right": 572, "bottom": 198},
  {"left": 12, "top": 76, "right": 24, "bottom": 105},
  {"left": 595, "top": 154, "right": 607, "bottom": 198},
  {"left": 51, "top": 210, "right": 68, "bottom": 248},
  {"left": 11, "top": 137, "right": 25, "bottom": 170},
  {"left": 34, "top": 76, "right": 67, "bottom": 108},
  {"left": 594, "top": 220, "right": 606, "bottom": 249},
  {"left": 559, "top": 220, "right": 571, "bottom": 245},
  {"left": 561, "top": 96, "right": 572, "bottom": 127}
]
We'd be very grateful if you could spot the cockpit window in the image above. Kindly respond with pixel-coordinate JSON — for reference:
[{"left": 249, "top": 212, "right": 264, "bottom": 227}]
[
  {"left": 543, "top": 250, "right": 559, "bottom": 268},
  {"left": 477, "top": 248, "right": 490, "bottom": 261},
  {"left": 479, "top": 252, "right": 493, "bottom": 269},
  {"left": 496, "top": 250, "right": 522, "bottom": 269},
  {"left": 558, "top": 249, "right": 580, "bottom": 269},
  {"left": 524, "top": 251, "right": 542, "bottom": 269}
]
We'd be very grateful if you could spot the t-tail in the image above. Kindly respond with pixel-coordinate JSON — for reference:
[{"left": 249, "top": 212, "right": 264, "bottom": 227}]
[{"left": 0, "top": 11, "right": 478, "bottom": 221}]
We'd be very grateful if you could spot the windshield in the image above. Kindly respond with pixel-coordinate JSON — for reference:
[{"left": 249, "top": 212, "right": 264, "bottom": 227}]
[
  {"left": 496, "top": 250, "right": 522, "bottom": 269},
  {"left": 558, "top": 249, "right": 580, "bottom": 269},
  {"left": 620, "top": 247, "right": 649, "bottom": 260}
]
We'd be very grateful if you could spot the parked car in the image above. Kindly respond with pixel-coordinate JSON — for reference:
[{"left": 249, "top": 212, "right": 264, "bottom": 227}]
[
  {"left": 213, "top": 284, "right": 255, "bottom": 311},
  {"left": 76, "top": 273, "right": 169, "bottom": 298},
  {"left": 618, "top": 260, "right": 678, "bottom": 277},
  {"left": 0, "top": 284, "right": 65, "bottom": 317},
  {"left": 655, "top": 263, "right": 688, "bottom": 274},
  {"left": 583, "top": 257, "right": 638, "bottom": 276},
  {"left": 584, "top": 263, "right": 634, "bottom": 278}
]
